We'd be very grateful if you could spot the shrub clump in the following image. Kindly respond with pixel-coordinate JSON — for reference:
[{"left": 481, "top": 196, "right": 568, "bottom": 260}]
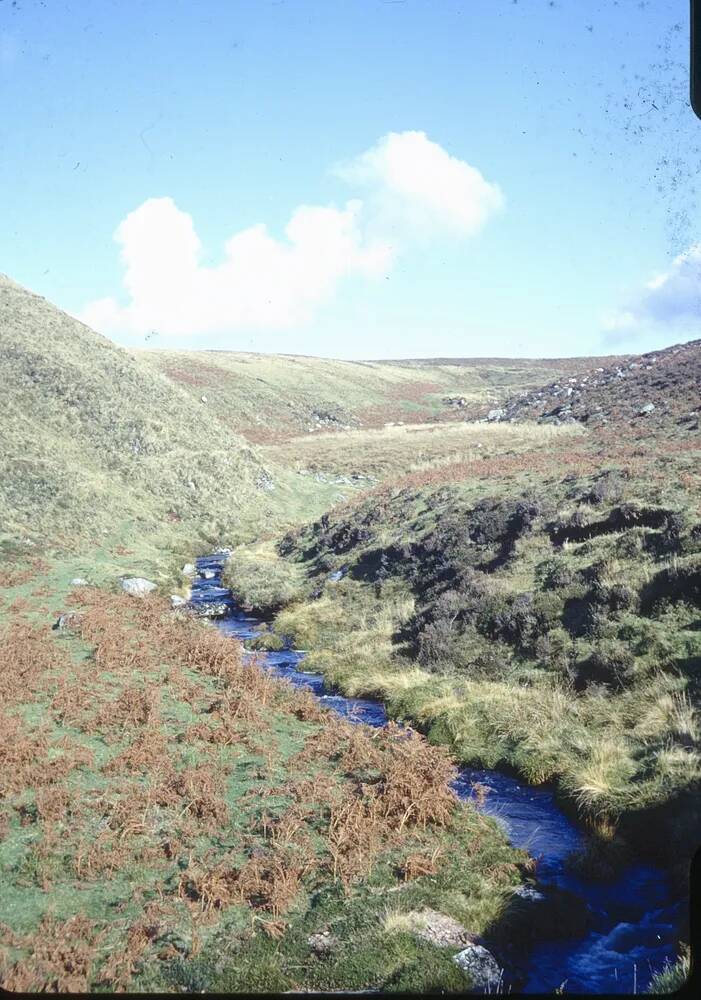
[{"left": 225, "top": 555, "right": 302, "bottom": 612}]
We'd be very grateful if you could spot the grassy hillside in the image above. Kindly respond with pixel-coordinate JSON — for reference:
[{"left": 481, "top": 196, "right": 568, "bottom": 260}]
[
  {"left": 0, "top": 582, "right": 526, "bottom": 993},
  {"left": 264, "top": 420, "right": 584, "bottom": 482},
  {"left": 139, "top": 348, "right": 621, "bottom": 443},
  {"left": 499, "top": 338, "right": 701, "bottom": 435},
  {"left": 0, "top": 275, "right": 271, "bottom": 550},
  {"left": 0, "top": 276, "right": 360, "bottom": 565},
  {"left": 224, "top": 349, "right": 701, "bottom": 880}
]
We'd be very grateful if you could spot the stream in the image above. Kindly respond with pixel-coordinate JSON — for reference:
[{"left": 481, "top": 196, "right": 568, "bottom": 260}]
[{"left": 192, "top": 553, "right": 686, "bottom": 994}]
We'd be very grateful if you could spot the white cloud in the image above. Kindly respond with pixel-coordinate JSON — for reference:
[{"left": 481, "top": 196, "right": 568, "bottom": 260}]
[
  {"left": 79, "top": 131, "right": 503, "bottom": 344},
  {"left": 80, "top": 196, "right": 393, "bottom": 341},
  {"left": 335, "top": 130, "right": 504, "bottom": 240},
  {"left": 603, "top": 244, "right": 701, "bottom": 341}
]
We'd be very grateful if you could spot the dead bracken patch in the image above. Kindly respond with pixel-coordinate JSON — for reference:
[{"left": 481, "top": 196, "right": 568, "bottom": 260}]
[
  {"left": 1, "top": 585, "right": 469, "bottom": 991},
  {"left": 0, "top": 914, "right": 105, "bottom": 992}
]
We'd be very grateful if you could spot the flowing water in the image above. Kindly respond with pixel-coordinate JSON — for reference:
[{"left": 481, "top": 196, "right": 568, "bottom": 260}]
[{"left": 192, "top": 553, "right": 686, "bottom": 994}]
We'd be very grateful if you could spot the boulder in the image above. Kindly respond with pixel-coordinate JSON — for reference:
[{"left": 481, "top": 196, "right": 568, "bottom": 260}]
[
  {"left": 487, "top": 408, "right": 506, "bottom": 422},
  {"left": 70, "top": 577, "right": 89, "bottom": 587},
  {"left": 52, "top": 611, "right": 77, "bottom": 631},
  {"left": 200, "top": 569, "right": 217, "bottom": 580},
  {"left": 453, "top": 943, "right": 502, "bottom": 991},
  {"left": 170, "top": 595, "right": 187, "bottom": 608},
  {"left": 307, "top": 929, "right": 339, "bottom": 957},
  {"left": 121, "top": 577, "right": 157, "bottom": 598},
  {"left": 512, "top": 885, "right": 546, "bottom": 902},
  {"left": 181, "top": 563, "right": 196, "bottom": 577},
  {"left": 638, "top": 402, "right": 656, "bottom": 415},
  {"left": 255, "top": 470, "right": 276, "bottom": 492}
]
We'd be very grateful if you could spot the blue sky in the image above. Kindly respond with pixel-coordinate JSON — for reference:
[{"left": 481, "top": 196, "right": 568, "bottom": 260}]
[{"left": 1, "top": 0, "right": 699, "bottom": 359}]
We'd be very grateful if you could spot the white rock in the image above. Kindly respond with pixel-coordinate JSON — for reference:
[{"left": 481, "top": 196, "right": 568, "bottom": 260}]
[
  {"left": 513, "top": 885, "right": 546, "bottom": 902},
  {"left": 181, "top": 563, "right": 196, "bottom": 577},
  {"left": 70, "top": 577, "right": 89, "bottom": 586},
  {"left": 453, "top": 943, "right": 502, "bottom": 991},
  {"left": 121, "top": 577, "right": 157, "bottom": 598},
  {"left": 170, "top": 595, "right": 187, "bottom": 608}
]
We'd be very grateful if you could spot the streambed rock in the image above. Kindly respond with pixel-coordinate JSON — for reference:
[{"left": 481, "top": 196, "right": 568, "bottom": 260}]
[
  {"left": 121, "top": 577, "right": 157, "bottom": 598},
  {"left": 191, "top": 601, "right": 231, "bottom": 618},
  {"left": 181, "top": 563, "right": 196, "bottom": 577},
  {"left": 453, "top": 942, "right": 502, "bottom": 991},
  {"left": 493, "top": 883, "right": 591, "bottom": 947},
  {"left": 512, "top": 885, "right": 546, "bottom": 902}
]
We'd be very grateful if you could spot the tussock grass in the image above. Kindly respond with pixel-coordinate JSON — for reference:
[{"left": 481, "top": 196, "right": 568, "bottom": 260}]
[
  {"left": 267, "top": 420, "right": 584, "bottom": 480},
  {"left": 254, "top": 545, "right": 699, "bottom": 832}
]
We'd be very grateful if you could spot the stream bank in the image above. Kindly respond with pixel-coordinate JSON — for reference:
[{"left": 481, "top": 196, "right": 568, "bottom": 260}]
[{"left": 192, "top": 553, "right": 686, "bottom": 994}]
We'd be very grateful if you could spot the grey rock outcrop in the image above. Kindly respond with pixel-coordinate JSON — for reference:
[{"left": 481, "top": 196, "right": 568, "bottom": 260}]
[
  {"left": 512, "top": 885, "right": 546, "bottom": 902},
  {"left": 121, "top": 577, "right": 157, "bottom": 598}
]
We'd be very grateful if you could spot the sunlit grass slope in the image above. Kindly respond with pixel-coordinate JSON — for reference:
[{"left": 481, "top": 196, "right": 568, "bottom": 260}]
[
  {"left": 0, "top": 275, "right": 276, "bottom": 551},
  {"left": 226, "top": 426, "right": 701, "bottom": 872},
  {"left": 139, "top": 348, "right": 616, "bottom": 443},
  {"left": 266, "top": 420, "right": 585, "bottom": 480}
]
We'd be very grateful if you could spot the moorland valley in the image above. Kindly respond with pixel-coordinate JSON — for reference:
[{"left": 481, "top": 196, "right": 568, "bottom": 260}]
[{"left": 0, "top": 273, "right": 698, "bottom": 993}]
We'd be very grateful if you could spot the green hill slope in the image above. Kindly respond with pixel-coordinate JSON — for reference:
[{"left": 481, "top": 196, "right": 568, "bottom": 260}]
[
  {"left": 0, "top": 275, "right": 267, "bottom": 549},
  {"left": 139, "top": 349, "right": 619, "bottom": 443}
]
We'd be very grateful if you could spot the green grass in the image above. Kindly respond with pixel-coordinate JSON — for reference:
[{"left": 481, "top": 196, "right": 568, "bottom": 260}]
[
  {"left": 0, "top": 576, "right": 526, "bottom": 992},
  {"left": 228, "top": 451, "right": 701, "bottom": 859},
  {"left": 647, "top": 949, "right": 692, "bottom": 993},
  {"left": 0, "top": 274, "right": 267, "bottom": 548},
  {"left": 265, "top": 419, "right": 584, "bottom": 480},
  {"left": 140, "top": 347, "right": 608, "bottom": 443}
]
